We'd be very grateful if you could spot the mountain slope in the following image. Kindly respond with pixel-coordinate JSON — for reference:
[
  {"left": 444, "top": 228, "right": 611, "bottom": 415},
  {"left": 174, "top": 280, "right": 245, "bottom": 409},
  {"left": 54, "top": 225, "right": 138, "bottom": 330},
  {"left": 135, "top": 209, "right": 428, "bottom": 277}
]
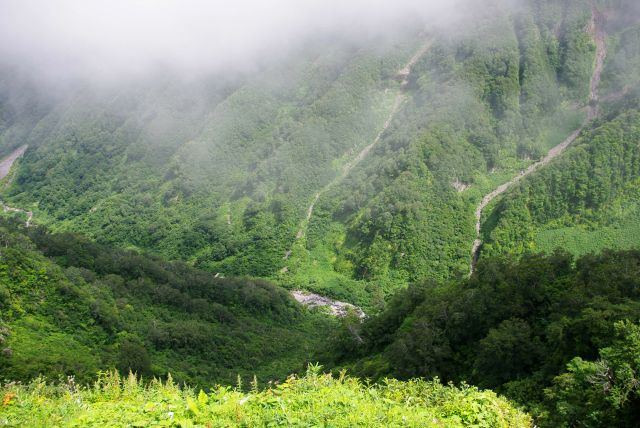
[
  {"left": 483, "top": 104, "right": 640, "bottom": 258},
  {"left": 0, "top": 0, "right": 637, "bottom": 308},
  {"left": 324, "top": 249, "right": 640, "bottom": 425},
  {"left": 0, "top": 219, "right": 333, "bottom": 386},
  {"left": 285, "top": 0, "right": 606, "bottom": 302},
  {"left": 477, "top": 3, "right": 640, "bottom": 262}
]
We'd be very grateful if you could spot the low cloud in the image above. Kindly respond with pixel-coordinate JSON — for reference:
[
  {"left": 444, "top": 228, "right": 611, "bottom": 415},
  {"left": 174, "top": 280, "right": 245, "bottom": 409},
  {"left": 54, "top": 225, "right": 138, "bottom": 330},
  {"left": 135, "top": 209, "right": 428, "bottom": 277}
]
[{"left": 0, "top": 0, "right": 463, "bottom": 81}]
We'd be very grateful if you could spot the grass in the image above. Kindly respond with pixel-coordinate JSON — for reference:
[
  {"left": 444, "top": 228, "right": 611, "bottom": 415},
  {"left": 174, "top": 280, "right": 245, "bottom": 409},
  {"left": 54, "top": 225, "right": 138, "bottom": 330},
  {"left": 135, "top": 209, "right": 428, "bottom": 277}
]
[
  {"left": 534, "top": 204, "right": 640, "bottom": 258},
  {"left": 0, "top": 367, "right": 532, "bottom": 427}
]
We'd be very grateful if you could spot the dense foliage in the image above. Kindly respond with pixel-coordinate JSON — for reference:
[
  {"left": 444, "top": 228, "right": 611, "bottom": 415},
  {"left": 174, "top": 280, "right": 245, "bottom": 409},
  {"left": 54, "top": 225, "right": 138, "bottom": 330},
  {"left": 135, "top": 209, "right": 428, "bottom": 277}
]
[
  {"left": 282, "top": 0, "right": 606, "bottom": 303},
  {"left": 0, "top": 0, "right": 639, "bottom": 426},
  {"left": 326, "top": 250, "right": 640, "bottom": 426},
  {"left": 480, "top": 4, "right": 640, "bottom": 263},
  {"left": 483, "top": 105, "right": 640, "bottom": 259},
  {"left": 543, "top": 320, "right": 640, "bottom": 427},
  {"left": 0, "top": 0, "right": 612, "bottom": 306},
  {"left": 0, "top": 219, "right": 333, "bottom": 387},
  {"left": 0, "top": 366, "right": 531, "bottom": 427}
]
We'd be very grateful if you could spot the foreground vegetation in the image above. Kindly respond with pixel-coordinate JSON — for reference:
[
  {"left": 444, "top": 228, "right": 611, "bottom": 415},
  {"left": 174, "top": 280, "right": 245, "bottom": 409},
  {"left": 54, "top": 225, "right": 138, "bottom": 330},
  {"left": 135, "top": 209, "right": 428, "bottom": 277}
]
[
  {"left": 0, "top": 366, "right": 531, "bottom": 427},
  {"left": 3, "top": 244, "right": 640, "bottom": 426}
]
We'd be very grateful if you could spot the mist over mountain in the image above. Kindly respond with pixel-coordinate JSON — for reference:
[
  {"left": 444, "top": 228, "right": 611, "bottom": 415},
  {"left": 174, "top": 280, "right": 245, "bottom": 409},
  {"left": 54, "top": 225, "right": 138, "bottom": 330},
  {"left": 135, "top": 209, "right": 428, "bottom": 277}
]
[
  {"left": 0, "top": 0, "right": 471, "bottom": 83},
  {"left": 1, "top": 0, "right": 640, "bottom": 426}
]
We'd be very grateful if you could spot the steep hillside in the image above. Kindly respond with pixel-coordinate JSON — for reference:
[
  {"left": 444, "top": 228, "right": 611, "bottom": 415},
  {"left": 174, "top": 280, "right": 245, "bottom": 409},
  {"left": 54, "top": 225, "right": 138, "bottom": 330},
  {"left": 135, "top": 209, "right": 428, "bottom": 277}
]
[
  {"left": 478, "top": 3, "right": 640, "bottom": 262},
  {"left": 483, "top": 104, "right": 640, "bottom": 258},
  {"left": 0, "top": 0, "right": 618, "bottom": 308},
  {"left": 0, "top": 219, "right": 333, "bottom": 387},
  {"left": 325, "top": 250, "right": 640, "bottom": 426},
  {"left": 0, "top": 35, "right": 417, "bottom": 278},
  {"left": 285, "top": 0, "right": 605, "bottom": 302}
]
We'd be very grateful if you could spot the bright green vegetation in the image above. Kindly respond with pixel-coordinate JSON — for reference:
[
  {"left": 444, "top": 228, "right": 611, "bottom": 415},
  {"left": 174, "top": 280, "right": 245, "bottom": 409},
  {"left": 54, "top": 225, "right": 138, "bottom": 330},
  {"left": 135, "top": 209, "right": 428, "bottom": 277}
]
[
  {"left": 0, "top": 219, "right": 334, "bottom": 387},
  {"left": 0, "top": 366, "right": 531, "bottom": 427},
  {"left": 0, "top": 0, "right": 608, "bottom": 306},
  {"left": 534, "top": 201, "right": 640, "bottom": 256},
  {"left": 326, "top": 250, "right": 640, "bottom": 426}
]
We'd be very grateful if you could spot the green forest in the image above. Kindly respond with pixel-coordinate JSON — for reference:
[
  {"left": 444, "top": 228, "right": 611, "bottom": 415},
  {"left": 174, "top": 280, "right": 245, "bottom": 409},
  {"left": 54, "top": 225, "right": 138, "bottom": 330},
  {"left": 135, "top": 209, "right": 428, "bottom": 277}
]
[
  {"left": 1, "top": 0, "right": 640, "bottom": 426},
  {"left": 326, "top": 250, "right": 640, "bottom": 426},
  {"left": 0, "top": 0, "right": 608, "bottom": 304},
  {"left": 0, "top": 218, "right": 333, "bottom": 387}
]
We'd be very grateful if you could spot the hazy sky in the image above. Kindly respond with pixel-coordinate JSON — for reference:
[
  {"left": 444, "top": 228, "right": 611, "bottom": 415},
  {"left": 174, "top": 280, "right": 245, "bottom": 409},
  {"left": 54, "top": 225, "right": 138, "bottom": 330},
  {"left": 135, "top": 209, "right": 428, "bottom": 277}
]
[{"left": 0, "top": 0, "right": 461, "bottom": 80}]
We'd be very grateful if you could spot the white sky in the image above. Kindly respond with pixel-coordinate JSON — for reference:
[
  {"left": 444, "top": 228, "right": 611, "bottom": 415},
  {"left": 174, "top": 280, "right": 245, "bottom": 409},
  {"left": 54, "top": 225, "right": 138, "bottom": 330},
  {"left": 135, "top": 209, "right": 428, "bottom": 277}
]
[{"left": 0, "top": 0, "right": 461, "bottom": 79}]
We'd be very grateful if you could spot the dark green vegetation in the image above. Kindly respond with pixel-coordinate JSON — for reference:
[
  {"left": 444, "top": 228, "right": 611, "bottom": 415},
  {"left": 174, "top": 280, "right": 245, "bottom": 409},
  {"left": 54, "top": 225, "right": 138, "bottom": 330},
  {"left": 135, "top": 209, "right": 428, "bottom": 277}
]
[
  {"left": 545, "top": 320, "right": 640, "bottom": 427},
  {"left": 0, "top": 367, "right": 531, "bottom": 427},
  {"left": 484, "top": 104, "right": 640, "bottom": 258},
  {"left": 327, "top": 250, "right": 640, "bottom": 426},
  {"left": 0, "top": 218, "right": 333, "bottom": 387}
]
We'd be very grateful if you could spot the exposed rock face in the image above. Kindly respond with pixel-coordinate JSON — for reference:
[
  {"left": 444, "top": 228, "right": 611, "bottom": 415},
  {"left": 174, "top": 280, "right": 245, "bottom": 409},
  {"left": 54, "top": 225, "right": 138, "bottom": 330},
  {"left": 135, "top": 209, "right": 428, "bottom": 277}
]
[
  {"left": 291, "top": 290, "right": 365, "bottom": 319},
  {"left": 451, "top": 178, "right": 470, "bottom": 192},
  {"left": 0, "top": 145, "right": 27, "bottom": 180},
  {"left": 0, "top": 146, "right": 33, "bottom": 227}
]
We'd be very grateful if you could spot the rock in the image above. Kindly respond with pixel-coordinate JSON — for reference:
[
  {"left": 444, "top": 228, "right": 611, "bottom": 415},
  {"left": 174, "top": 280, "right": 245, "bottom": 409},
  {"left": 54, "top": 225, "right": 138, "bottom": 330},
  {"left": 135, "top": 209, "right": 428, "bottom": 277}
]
[{"left": 291, "top": 290, "right": 365, "bottom": 319}]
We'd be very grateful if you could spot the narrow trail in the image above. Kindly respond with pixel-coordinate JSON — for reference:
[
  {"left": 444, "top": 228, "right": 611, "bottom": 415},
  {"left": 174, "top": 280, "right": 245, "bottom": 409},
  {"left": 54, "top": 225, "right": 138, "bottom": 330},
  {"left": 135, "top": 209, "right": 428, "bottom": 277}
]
[
  {"left": 0, "top": 145, "right": 33, "bottom": 227},
  {"left": 470, "top": 5, "right": 607, "bottom": 274},
  {"left": 288, "top": 40, "right": 433, "bottom": 247}
]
